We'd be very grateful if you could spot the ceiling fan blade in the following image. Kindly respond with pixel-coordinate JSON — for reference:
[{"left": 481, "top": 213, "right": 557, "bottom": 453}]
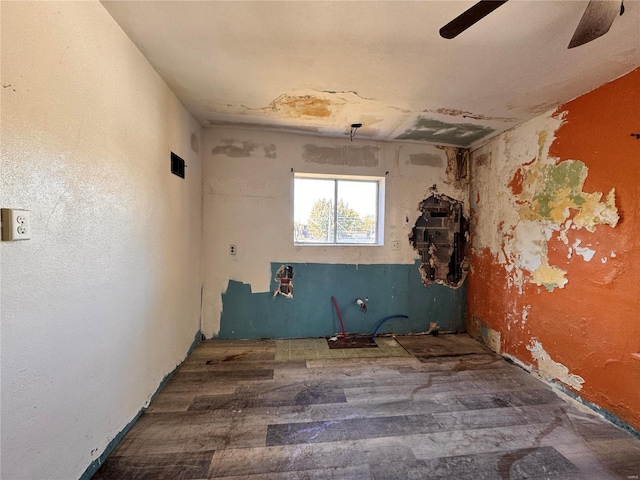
[
  {"left": 568, "top": 0, "right": 622, "bottom": 49},
  {"left": 440, "top": 1, "right": 509, "bottom": 39}
]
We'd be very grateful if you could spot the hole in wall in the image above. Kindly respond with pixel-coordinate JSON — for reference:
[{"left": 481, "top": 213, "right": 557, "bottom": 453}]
[
  {"left": 409, "top": 193, "right": 469, "bottom": 288},
  {"left": 274, "top": 265, "right": 294, "bottom": 298}
]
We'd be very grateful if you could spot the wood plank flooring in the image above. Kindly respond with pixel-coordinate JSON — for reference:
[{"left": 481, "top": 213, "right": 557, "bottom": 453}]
[{"left": 93, "top": 335, "right": 640, "bottom": 479}]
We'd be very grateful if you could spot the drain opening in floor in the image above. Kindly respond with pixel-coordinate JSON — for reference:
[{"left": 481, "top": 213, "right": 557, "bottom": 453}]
[{"left": 327, "top": 335, "right": 378, "bottom": 349}]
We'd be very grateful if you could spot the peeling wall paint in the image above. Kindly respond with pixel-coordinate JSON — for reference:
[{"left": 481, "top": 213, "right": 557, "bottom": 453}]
[
  {"left": 527, "top": 340, "right": 585, "bottom": 391},
  {"left": 467, "top": 68, "right": 640, "bottom": 432},
  {"left": 471, "top": 126, "right": 619, "bottom": 293},
  {"left": 439, "top": 146, "right": 469, "bottom": 186},
  {"left": 202, "top": 127, "right": 469, "bottom": 338},
  {"left": 218, "top": 262, "right": 466, "bottom": 339},
  {"left": 482, "top": 326, "right": 501, "bottom": 355}
]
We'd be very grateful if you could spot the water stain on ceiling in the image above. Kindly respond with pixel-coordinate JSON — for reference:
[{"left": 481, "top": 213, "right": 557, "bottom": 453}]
[
  {"left": 269, "top": 95, "right": 332, "bottom": 118},
  {"left": 101, "top": 1, "right": 640, "bottom": 149}
]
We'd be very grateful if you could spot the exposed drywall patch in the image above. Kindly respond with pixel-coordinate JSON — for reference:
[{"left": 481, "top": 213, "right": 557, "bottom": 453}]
[
  {"left": 302, "top": 145, "right": 378, "bottom": 167},
  {"left": 527, "top": 340, "right": 585, "bottom": 391},
  {"left": 410, "top": 193, "right": 469, "bottom": 288},
  {"left": 212, "top": 140, "right": 276, "bottom": 159},
  {"left": 274, "top": 265, "right": 294, "bottom": 298},
  {"left": 395, "top": 117, "right": 494, "bottom": 147},
  {"left": 408, "top": 152, "right": 444, "bottom": 167}
]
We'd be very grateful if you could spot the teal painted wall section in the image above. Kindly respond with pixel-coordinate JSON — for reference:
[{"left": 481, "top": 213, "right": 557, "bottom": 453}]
[{"left": 218, "top": 261, "right": 466, "bottom": 339}]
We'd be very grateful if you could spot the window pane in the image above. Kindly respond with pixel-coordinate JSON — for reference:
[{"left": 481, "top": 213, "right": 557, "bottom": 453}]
[
  {"left": 336, "top": 180, "right": 377, "bottom": 244},
  {"left": 294, "top": 178, "right": 335, "bottom": 243}
]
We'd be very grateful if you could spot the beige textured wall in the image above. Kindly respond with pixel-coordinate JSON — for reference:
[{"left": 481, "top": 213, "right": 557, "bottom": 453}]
[{"left": 1, "top": 2, "right": 203, "bottom": 478}]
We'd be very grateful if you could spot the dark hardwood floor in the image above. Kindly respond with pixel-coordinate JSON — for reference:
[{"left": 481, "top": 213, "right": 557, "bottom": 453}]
[{"left": 93, "top": 335, "right": 640, "bottom": 479}]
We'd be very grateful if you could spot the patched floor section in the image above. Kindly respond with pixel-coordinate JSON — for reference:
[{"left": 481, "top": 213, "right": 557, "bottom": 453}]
[
  {"left": 275, "top": 337, "right": 410, "bottom": 360},
  {"left": 93, "top": 334, "right": 640, "bottom": 480}
]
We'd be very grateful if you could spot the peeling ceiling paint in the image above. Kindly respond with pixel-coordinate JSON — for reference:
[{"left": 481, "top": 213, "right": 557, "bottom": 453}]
[
  {"left": 101, "top": 1, "right": 640, "bottom": 148},
  {"left": 269, "top": 95, "right": 332, "bottom": 118}
]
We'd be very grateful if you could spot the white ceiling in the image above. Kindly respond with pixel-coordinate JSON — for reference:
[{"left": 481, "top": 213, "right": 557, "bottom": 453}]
[{"left": 101, "top": 1, "right": 640, "bottom": 149}]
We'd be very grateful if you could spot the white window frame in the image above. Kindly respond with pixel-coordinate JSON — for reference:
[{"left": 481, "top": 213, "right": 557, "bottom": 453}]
[{"left": 293, "top": 173, "right": 385, "bottom": 246}]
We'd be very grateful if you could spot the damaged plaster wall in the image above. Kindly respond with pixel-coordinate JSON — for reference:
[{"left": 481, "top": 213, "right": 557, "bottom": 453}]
[
  {"left": 467, "top": 68, "right": 640, "bottom": 432},
  {"left": 410, "top": 193, "right": 469, "bottom": 288},
  {"left": 202, "top": 127, "right": 469, "bottom": 339}
]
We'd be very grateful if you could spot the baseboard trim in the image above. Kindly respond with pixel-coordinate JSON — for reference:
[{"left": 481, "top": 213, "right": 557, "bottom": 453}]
[
  {"left": 79, "top": 329, "right": 202, "bottom": 480},
  {"left": 552, "top": 382, "right": 640, "bottom": 440}
]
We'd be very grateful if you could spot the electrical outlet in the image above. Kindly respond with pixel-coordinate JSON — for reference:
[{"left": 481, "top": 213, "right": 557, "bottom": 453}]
[
  {"left": 229, "top": 244, "right": 236, "bottom": 255},
  {"left": 1, "top": 209, "right": 30, "bottom": 241},
  {"left": 391, "top": 240, "right": 400, "bottom": 251}
]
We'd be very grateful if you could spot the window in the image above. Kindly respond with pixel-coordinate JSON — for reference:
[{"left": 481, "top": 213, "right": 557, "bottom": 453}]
[{"left": 294, "top": 174, "right": 384, "bottom": 245}]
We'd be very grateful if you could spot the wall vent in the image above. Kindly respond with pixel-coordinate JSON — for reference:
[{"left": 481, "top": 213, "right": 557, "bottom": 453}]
[{"left": 171, "top": 152, "right": 185, "bottom": 178}]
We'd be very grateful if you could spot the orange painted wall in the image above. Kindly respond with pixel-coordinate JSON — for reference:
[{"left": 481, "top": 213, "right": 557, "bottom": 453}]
[{"left": 467, "top": 68, "right": 640, "bottom": 431}]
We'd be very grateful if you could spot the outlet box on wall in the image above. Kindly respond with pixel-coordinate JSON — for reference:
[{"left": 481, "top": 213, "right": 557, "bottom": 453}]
[{"left": 1, "top": 208, "right": 31, "bottom": 241}]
